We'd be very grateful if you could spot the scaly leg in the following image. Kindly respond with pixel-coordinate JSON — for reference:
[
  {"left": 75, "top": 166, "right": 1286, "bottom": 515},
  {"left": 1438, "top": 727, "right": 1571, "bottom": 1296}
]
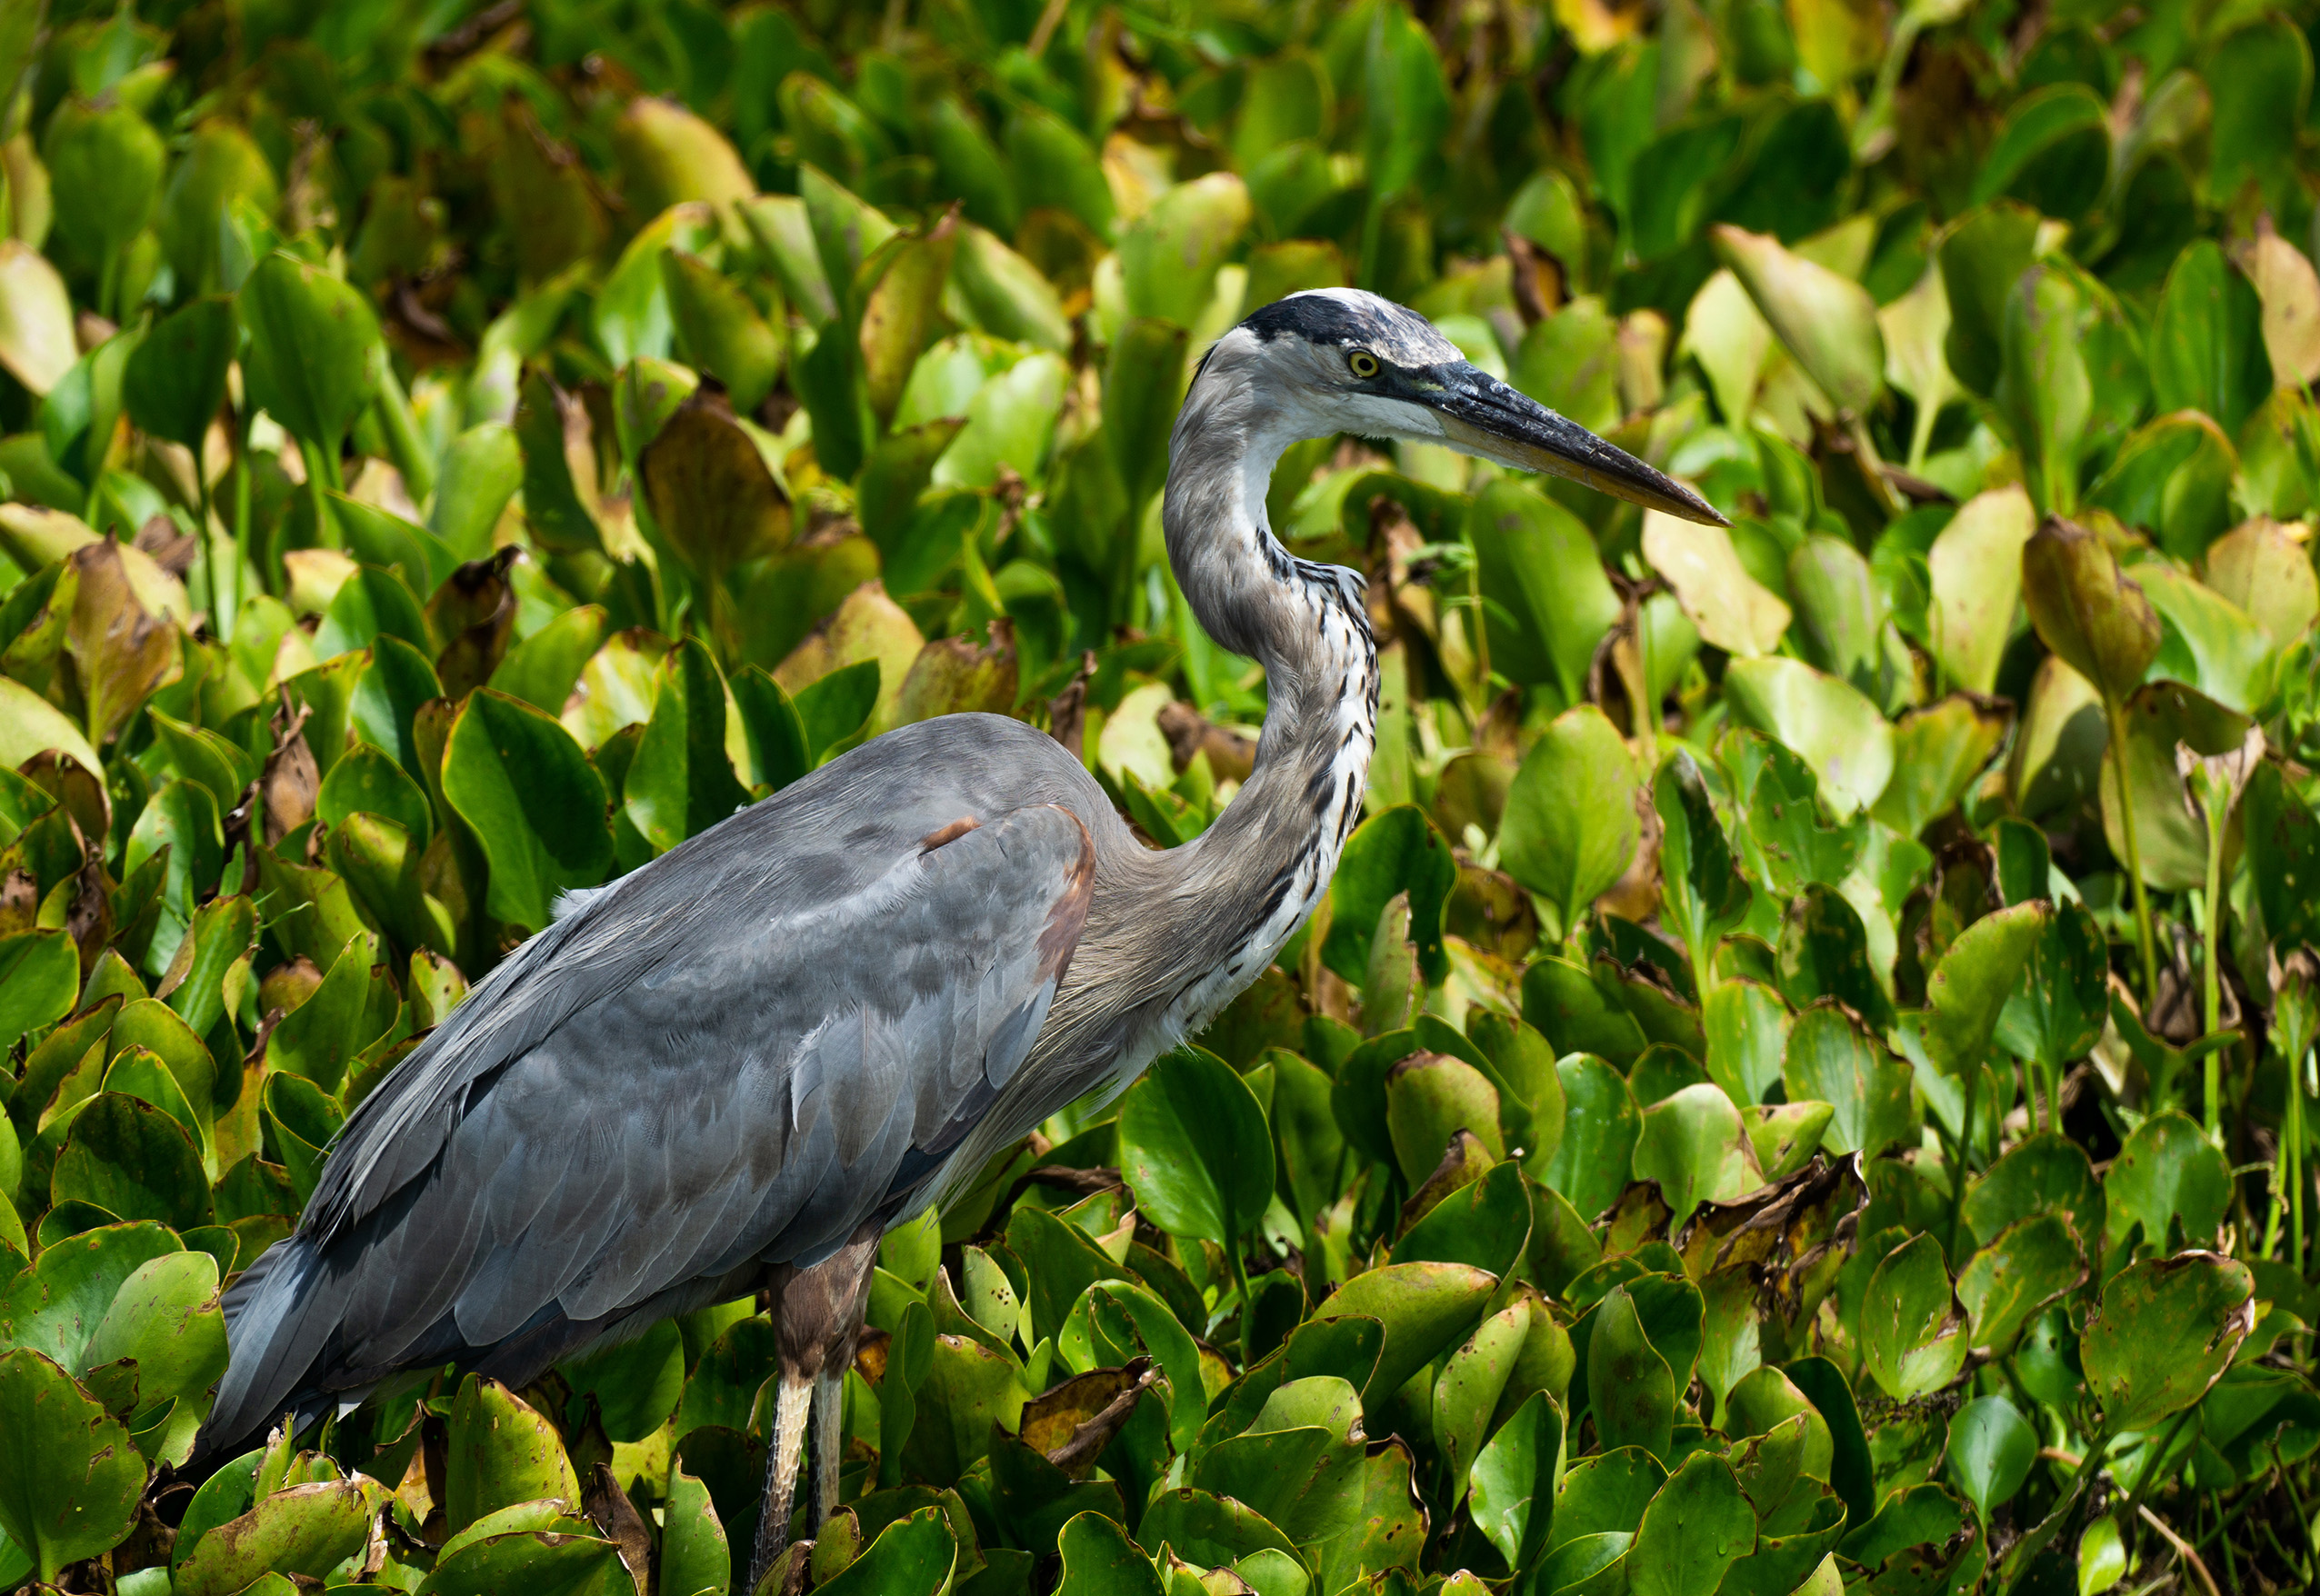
[
  {"left": 746, "top": 1370, "right": 812, "bottom": 1593},
  {"left": 743, "top": 1221, "right": 883, "bottom": 1594},
  {"left": 809, "top": 1365, "right": 846, "bottom": 1531}
]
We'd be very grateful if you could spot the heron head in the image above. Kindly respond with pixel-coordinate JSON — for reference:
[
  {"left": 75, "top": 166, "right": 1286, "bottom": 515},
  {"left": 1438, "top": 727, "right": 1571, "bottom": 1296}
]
[{"left": 1224, "top": 287, "right": 1727, "bottom": 527}]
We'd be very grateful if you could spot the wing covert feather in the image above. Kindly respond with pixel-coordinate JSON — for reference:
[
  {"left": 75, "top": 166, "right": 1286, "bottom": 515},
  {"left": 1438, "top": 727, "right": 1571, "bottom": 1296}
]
[{"left": 312, "top": 797, "right": 1094, "bottom": 1378}]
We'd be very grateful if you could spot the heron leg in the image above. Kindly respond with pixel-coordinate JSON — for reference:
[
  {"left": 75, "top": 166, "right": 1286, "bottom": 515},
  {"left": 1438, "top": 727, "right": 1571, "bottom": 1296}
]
[
  {"left": 744, "top": 1221, "right": 884, "bottom": 1593},
  {"left": 809, "top": 1365, "right": 845, "bottom": 1530},
  {"left": 745, "top": 1370, "right": 812, "bottom": 1594}
]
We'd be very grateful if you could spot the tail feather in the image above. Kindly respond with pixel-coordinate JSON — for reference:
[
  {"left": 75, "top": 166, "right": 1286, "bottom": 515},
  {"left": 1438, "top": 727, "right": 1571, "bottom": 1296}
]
[{"left": 199, "top": 1234, "right": 338, "bottom": 1460}]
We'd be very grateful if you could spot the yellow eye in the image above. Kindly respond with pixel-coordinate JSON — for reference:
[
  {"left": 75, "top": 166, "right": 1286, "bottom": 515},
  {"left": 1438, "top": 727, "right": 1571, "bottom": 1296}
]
[{"left": 1347, "top": 350, "right": 1380, "bottom": 378}]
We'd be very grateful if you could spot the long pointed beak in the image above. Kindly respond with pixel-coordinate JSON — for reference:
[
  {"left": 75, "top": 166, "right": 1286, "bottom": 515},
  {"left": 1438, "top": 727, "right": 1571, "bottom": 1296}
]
[{"left": 1422, "top": 363, "right": 1728, "bottom": 527}]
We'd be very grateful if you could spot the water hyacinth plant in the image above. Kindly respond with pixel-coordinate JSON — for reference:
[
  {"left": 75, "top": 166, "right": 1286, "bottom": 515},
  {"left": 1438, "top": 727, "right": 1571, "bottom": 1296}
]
[{"left": 0, "top": 0, "right": 2319, "bottom": 1593}]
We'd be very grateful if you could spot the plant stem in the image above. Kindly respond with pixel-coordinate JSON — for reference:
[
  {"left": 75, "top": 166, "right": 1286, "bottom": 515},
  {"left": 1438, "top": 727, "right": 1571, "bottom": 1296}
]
[
  {"left": 1632, "top": 585, "right": 1656, "bottom": 771},
  {"left": 196, "top": 462, "right": 233, "bottom": 640},
  {"left": 2105, "top": 695, "right": 2160, "bottom": 1003},
  {"left": 1947, "top": 1062, "right": 1981, "bottom": 1255},
  {"left": 2002, "top": 1433, "right": 2109, "bottom": 1586},
  {"left": 2201, "top": 797, "right": 2226, "bottom": 1141},
  {"left": 2295, "top": 1048, "right": 2309, "bottom": 1275}
]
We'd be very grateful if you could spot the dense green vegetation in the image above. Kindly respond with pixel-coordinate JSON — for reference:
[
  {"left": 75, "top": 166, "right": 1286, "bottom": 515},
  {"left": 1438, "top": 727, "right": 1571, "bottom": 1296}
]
[{"left": 1, "top": 0, "right": 2319, "bottom": 1591}]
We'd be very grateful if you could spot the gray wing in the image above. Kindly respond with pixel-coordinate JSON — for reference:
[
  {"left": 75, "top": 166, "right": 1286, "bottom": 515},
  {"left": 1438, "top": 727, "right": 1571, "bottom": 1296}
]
[{"left": 208, "top": 718, "right": 1097, "bottom": 1451}]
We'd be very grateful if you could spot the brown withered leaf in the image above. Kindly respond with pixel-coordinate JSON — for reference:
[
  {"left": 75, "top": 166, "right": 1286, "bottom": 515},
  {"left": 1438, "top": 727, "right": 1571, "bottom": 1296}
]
[
  {"left": 895, "top": 620, "right": 1018, "bottom": 724},
  {"left": 1046, "top": 652, "right": 1095, "bottom": 761},
  {"left": 427, "top": 549, "right": 519, "bottom": 699},
  {"left": 18, "top": 747, "right": 111, "bottom": 847},
  {"left": 0, "top": 866, "right": 35, "bottom": 933},
  {"left": 66, "top": 853, "right": 113, "bottom": 978},
  {"left": 261, "top": 695, "right": 319, "bottom": 845},
  {"left": 1596, "top": 1180, "right": 1675, "bottom": 1254},
  {"left": 1398, "top": 1127, "right": 1494, "bottom": 1233},
  {"left": 1022, "top": 1358, "right": 1154, "bottom": 1478},
  {"left": 639, "top": 384, "right": 792, "bottom": 590},
  {"left": 65, "top": 536, "right": 182, "bottom": 747},
  {"left": 1157, "top": 700, "right": 1256, "bottom": 783}
]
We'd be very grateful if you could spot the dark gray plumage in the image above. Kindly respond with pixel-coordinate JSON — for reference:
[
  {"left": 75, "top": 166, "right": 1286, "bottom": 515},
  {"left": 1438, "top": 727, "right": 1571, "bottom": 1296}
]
[{"left": 205, "top": 288, "right": 1724, "bottom": 1582}]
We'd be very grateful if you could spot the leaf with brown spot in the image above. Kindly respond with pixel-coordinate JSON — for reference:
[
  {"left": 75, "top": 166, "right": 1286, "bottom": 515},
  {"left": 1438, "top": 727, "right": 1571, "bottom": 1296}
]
[
  {"left": 639, "top": 384, "right": 793, "bottom": 595},
  {"left": 65, "top": 537, "right": 182, "bottom": 747}
]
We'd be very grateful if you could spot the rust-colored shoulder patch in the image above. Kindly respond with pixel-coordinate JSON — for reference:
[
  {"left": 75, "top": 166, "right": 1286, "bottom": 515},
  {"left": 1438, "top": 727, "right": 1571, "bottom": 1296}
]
[
  {"left": 1036, "top": 804, "right": 1097, "bottom": 984},
  {"left": 919, "top": 815, "right": 983, "bottom": 851}
]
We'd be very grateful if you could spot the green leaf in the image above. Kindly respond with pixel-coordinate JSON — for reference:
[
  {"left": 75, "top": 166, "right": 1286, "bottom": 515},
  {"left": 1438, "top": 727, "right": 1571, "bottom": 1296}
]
[
  {"left": 1965, "top": 1132, "right": 2105, "bottom": 1252},
  {"left": 2245, "top": 761, "right": 2320, "bottom": 949},
  {"left": 1956, "top": 1214, "right": 2084, "bottom": 1356},
  {"left": 174, "top": 1476, "right": 390, "bottom": 1596},
  {"left": 1995, "top": 899, "right": 2108, "bottom": 1073},
  {"left": 2103, "top": 1110, "right": 2229, "bottom": 1251},
  {"left": 1470, "top": 1389, "right": 1564, "bottom": 1571},
  {"left": 0, "top": 1219, "right": 182, "bottom": 1368},
  {"left": 625, "top": 636, "right": 750, "bottom": 853},
  {"left": 1499, "top": 705, "right": 1639, "bottom": 944},
  {"left": 1860, "top": 1233, "right": 1967, "bottom": 1401},
  {"left": 122, "top": 297, "right": 236, "bottom": 453},
  {"left": 2087, "top": 412, "right": 2238, "bottom": 563},
  {"left": 1925, "top": 485, "right": 2037, "bottom": 695},
  {"left": 1362, "top": 2, "right": 1451, "bottom": 204},
  {"left": 266, "top": 937, "right": 385, "bottom": 1097},
  {"left": 657, "top": 1462, "right": 729, "bottom": 1596},
  {"left": 816, "top": 1505, "right": 955, "bottom": 1596},
  {"left": 902, "top": 1332, "right": 1027, "bottom": 1487},
  {"left": 1314, "top": 1262, "right": 1497, "bottom": 1409},
  {"left": 1321, "top": 804, "right": 1456, "bottom": 985},
  {"left": 1541, "top": 1052, "right": 1641, "bottom": 1221},
  {"left": 1721, "top": 656, "right": 1892, "bottom": 819},
  {"left": 43, "top": 98, "right": 165, "bottom": 265},
  {"left": 2148, "top": 239, "right": 2270, "bottom": 439},
  {"left": 415, "top": 1528, "right": 628, "bottom": 1596},
  {"left": 1118, "top": 1046, "right": 1273, "bottom": 1248},
  {"left": 445, "top": 1374, "right": 581, "bottom": 1534},
  {"left": 1704, "top": 978, "right": 1788, "bottom": 1107},
  {"left": 664, "top": 250, "right": 785, "bottom": 414},
  {"left": 1781, "top": 1002, "right": 1910, "bottom": 1157},
  {"left": 426, "top": 423, "right": 524, "bottom": 565},
  {"left": 1384, "top": 1052, "right": 1504, "bottom": 1187},
  {"left": 317, "top": 739, "right": 434, "bottom": 851},
  {"left": 1642, "top": 511, "right": 1791, "bottom": 659},
  {"left": 1055, "top": 1509, "right": 1164, "bottom": 1595},
  {"left": 2021, "top": 515, "right": 2161, "bottom": 701},
  {"left": 52, "top": 1093, "right": 208, "bottom": 1232},
  {"left": 441, "top": 688, "right": 613, "bottom": 933},
  {"left": 0, "top": 1348, "right": 147, "bottom": 1583},
  {"left": 953, "top": 224, "right": 1069, "bottom": 353},
  {"left": 1869, "top": 694, "right": 2012, "bottom": 840},
  {"left": 2081, "top": 1252, "right": 2255, "bottom": 1431},
  {"left": 0, "top": 930, "right": 77, "bottom": 1053},
  {"left": 860, "top": 214, "right": 962, "bottom": 428},
  {"left": 1631, "top": 1083, "right": 1751, "bottom": 1226},
  {"left": 1777, "top": 884, "right": 1894, "bottom": 1031},
  {"left": 0, "top": 242, "right": 80, "bottom": 396},
  {"left": 1465, "top": 479, "right": 1624, "bottom": 703},
  {"left": 236, "top": 253, "right": 380, "bottom": 456},
  {"left": 1945, "top": 1395, "right": 2035, "bottom": 1520},
  {"left": 1711, "top": 224, "right": 1883, "bottom": 414},
  {"left": 639, "top": 384, "right": 793, "bottom": 591},
  {"left": 1655, "top": 751, "right": 1750, "bottom": 983},
  {"left": 1588, "top": 1285, "right": 1675, "bottom": 1461},
  {"left": 1919, "top": 899, "right": 2050, "bottom": 1074},
  {"left": 1973, "top": 84, "right": 2109, "bottom": 221},
  {"left": 1434, "top": 1300, "right": 1534, "bottom": 1505},
  {"left": 1627, "top": 1451, "right": 1755, "bottom": 1596}
]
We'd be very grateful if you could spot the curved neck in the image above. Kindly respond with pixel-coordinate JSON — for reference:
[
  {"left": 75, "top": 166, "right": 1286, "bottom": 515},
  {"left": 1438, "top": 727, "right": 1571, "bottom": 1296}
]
[{"left": 1159, "top": 358, "right": 1379, "bottom": 900}]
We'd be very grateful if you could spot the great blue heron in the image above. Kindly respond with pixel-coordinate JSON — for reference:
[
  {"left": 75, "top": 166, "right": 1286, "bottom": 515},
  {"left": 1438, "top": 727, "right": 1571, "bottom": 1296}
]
[{"left": 205, "top": 288, "right": 1725, "bottom": 1587}]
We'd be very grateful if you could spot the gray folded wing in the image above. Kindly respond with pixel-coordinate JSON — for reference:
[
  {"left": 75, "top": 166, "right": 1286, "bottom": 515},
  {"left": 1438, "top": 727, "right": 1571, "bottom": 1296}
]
[{"left": 208, "top": 773, "right": 1095, "bottom": 1451}]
